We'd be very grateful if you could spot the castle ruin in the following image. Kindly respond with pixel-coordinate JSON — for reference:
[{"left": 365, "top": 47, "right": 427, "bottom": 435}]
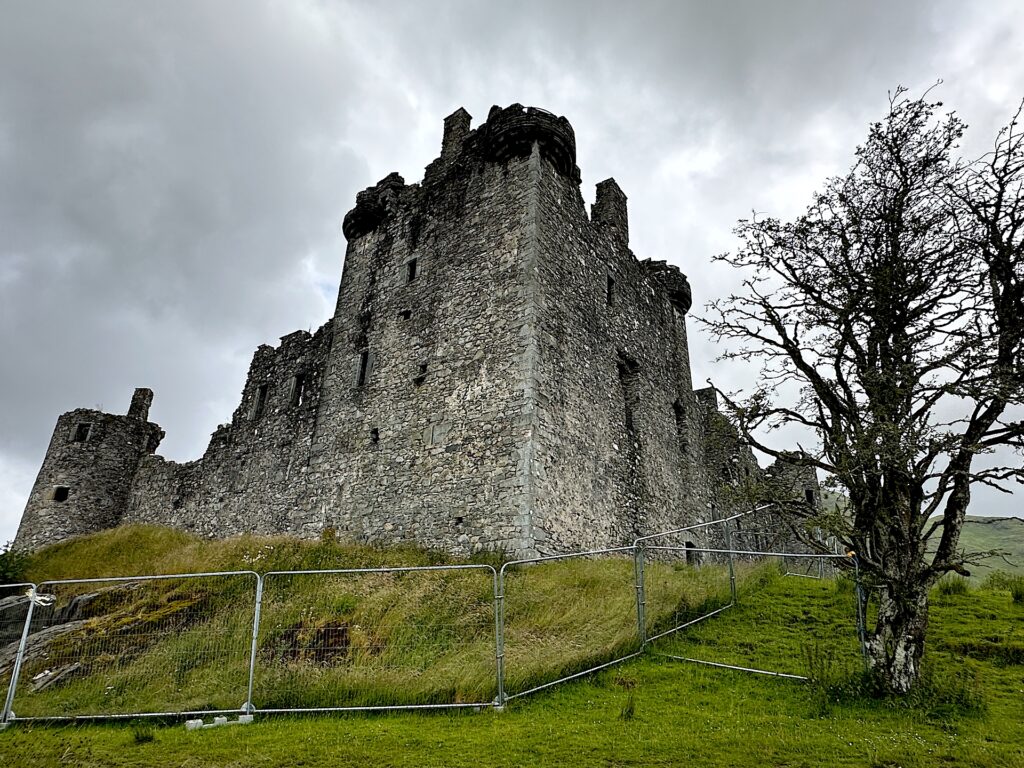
[{"left": 14, "top": 104, "right": 816, "bottom": 557}]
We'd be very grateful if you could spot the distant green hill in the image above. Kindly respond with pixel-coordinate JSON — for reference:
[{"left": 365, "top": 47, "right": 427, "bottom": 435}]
[
  {"left": 818, "top": 491, "right": 1022, "bottom": 582},
  {"left": 956, "top": 515, "right": 1024, "bottom": 582}
]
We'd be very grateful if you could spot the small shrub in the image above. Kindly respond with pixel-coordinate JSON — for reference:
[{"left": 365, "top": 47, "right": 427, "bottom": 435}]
[
  {"left": 1007, "top": 576, "right": 1024, "bottom": 605},
  {"left": 612, "top": 672, "right": 637, "bottom": 690},
  {"left": 131, "top": 724, "right": 155, "bottom": 745},
  {"left": 937, "top": 576, "right": 969, "bottom": 597},
  {"left": 618, "top": 692, "right": 636, "bottom": 721},
  {"left": 0, "top": 540, "right": 30, "bottom": 585}
]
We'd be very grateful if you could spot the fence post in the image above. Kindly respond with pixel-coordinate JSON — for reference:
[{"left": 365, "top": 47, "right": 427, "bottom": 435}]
[
  {"left": 634, "top": 544, "right": 647, "bottom": 648},
  {"left": 2, "top": 584, "right": 38, "bottom": 727},
  {"left": 244, "top": 574, "right": 265, "bottom": 716},
  {"left": 852, "top": 554, "right": 869, "bottom": 669},
  {"left": 723, "top": 523, "right": 737, "bottom": 605},
  {"left": 494, "top": 567, "right": 506, "bottom": 711}
]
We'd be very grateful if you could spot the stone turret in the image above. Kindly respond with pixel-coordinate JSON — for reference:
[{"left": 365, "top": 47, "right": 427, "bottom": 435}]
[{"left": 14, "top": 389, "right": 163, "bottom": 550}]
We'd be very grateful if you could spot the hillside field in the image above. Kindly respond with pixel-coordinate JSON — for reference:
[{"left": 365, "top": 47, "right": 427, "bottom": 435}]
[{"left": 0, "top": 525, "right": 1021, "bottom": 766}]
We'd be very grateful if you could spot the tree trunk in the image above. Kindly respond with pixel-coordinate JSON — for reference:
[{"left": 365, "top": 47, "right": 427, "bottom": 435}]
[{"left": 864, "top": 585, "right": 929, "bottom": 694}]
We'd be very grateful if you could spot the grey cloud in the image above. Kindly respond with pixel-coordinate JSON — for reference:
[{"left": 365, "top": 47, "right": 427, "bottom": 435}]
[{"left": 1, "top": 0, "right": 1022, "bottom": 540}]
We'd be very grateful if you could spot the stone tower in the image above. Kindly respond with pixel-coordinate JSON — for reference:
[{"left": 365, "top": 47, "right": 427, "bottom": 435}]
[
  {"left": 14, "top": 389, "right": 163, "bottom": 550},
  {"left": 15, "top": 105, "right": 752, "bottom": 557}
]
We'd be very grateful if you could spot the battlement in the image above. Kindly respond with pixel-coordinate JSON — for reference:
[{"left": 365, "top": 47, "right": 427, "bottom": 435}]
[
  {"left": 477, "top": 104, "right": 579, "bottom": 182},
  {"left": 345, "top": 104, "right": 582, "bottom": 244},
  {"left": 643, "top": 259, "right": 693, "bottom": 314}
]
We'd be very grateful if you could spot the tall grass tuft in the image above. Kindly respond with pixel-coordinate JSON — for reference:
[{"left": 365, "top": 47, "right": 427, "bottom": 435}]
[
  {"left": 1010, "top": 576, "right": 1024, "bottom": 605},
  {"left": 937, "top": 576, "right": 970, "bottom": 597}
]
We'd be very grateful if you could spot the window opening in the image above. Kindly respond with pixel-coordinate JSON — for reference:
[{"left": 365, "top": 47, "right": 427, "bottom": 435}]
[
  {"left": 398, "top": 309, "right": 412, "bottom": 321},
  {"left": 72, "top": 423, "right": 92, "bottom": 443},
  {"left": 53, "top": 486, "right": 70, "bottom": 503},
  {"left": 684, "top": 540, "right": 697, "bottom": 566},
  {"left": 413, "top": 363, "right": 428, "bottom": 387},
  {"left": 251, "top": 384, "right": 268, "bottom": 420},
  {"left": 606, "top": 274, "right": 615, "bottom": 305},
  {"left": 406, "top": 258, "right": 418, "bottom": 283},
  {"left": 672, "top": 400, "right": 688, "bottom": 454},
  {"left": 357, "top": 350, "right": 370, "bottom": 387},
  {"left": 289, "top": 373, "right": 306, "bottom": 406},
  {"left": 617, "top": 357, "right": 639, "bottom": 434},
  {"left": 805, "top": 488, "right": 815, "bottom": 506},
  {"left": 370, "top": 428, "right": 380, "bottom": 443}
]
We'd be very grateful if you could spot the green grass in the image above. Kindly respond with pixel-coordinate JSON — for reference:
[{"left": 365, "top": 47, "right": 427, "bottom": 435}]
[
  {"left": 1, "top": 568, "right": 1022, "bottom": 767},
  {"left": 5, "top": 526, "right": 742, "bottom": 717}
]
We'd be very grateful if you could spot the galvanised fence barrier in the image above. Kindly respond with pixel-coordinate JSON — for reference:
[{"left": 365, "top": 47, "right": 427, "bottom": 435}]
[
  {"left": 9, "top": 572, "right": 259, "bottom": 722},
  {"left": 253, "top": 564, "right": 499, "bottom": 714},
  {"left": 0, "top": 510, "right": 867, "bottom": 726}
]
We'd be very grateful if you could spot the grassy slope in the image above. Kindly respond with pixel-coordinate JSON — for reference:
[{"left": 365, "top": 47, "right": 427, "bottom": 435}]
[
  {"left": 6, "top": 526, "right": 740, "bottom": 717},
  {"left": 0, "top": 573, "right": 1021, "bottom": 767},
  {"left": 957, "top": 516, "right": 1024, "bottom": 581}
]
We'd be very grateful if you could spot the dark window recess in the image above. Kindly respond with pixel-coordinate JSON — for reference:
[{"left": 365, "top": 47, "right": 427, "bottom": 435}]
[
  {"left": 805, "top": 488, "right": 815, "bottom": 505},
  {"left": 398, "top": 309, "right": 412, "bottom": 321},
  {"left": 52, "top": 486, "right": 70, "bottom": 503},
  {"left": 251, "top": 384, "right": 268, "bottom": 420},
  {"left": 684, "top": 541, "right": 697, "bottom": 566},
  {"left": 289, "top": 373, "right": 306, "bottom": 406},
  {"left": 72, "top": 423, "right": 92, "bottom": 443},
  {"left": 606, "top": 274, "right": 615, "bottom": 305},
  {"left": 406, "top": 258, "right": 418, "bottom": 283},
  {"left": 672, "top": 400, "right": 688, "bottom": 454},
  {"left": 357, "top": 350, "right": 370, "bottom": 387},
  {"left": 370, "top": 428, "right": 380, "bottom": 443},
  {"left": 617, "top": 356, "right": 639, "bottom": 434},
  {"left": 454, "top": 516, "right": 464, "bottom": 526},
  {"left": 413, "top": 363, "right": 428, "bottom": 387}
]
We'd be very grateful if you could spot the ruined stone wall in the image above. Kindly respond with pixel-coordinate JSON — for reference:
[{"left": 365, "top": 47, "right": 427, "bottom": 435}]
[
  {"left": 523, "top": 159, "right": 705, "bottom": 553},
  {"left": 123, "top": 326, "right": 333, "bottom": 536}
]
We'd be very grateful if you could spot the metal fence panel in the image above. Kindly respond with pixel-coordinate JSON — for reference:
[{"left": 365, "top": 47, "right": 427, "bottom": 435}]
[
  {"left": 499, "top": 548, "right": 640, "bottom": 701},
  {"left": 0, "top": 583, "right": 36, "bottom": 725},
  {"left": 648, "top": 548, "right": 861, "bottom": 679},
  {"left": 254, "top": 565, "right": 498, "bottom": 713},
  {"left": 10, "top": 572, "right": 258, "bottom": 721}
]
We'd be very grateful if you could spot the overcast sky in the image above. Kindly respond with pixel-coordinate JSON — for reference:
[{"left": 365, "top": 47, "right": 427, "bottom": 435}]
[{"left": 1, "top": 0, "right": 1022, "bottom": 542}]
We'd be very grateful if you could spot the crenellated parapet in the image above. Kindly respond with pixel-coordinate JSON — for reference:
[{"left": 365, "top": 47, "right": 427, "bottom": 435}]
[
  {"left": 344, "top": 104, "right": 582, "bottom": 244},
  {"left": 643, "top": 259, "right": 693, "bottom": 315},
  {"left": 341, "top": 172, "right": 409, "bottom": 241},
  {"left": 477, "top": 104, "right": 580, "bottom": 183}
]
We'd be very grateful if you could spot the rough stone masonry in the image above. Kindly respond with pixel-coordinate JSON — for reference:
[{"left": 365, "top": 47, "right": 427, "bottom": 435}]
[{"left": 14, "top": 104, "right": 817, "bottom": 557}]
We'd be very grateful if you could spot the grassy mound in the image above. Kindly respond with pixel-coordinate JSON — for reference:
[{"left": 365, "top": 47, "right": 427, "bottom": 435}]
[
  {"left": 5, "top": 525, "right": 748, "bottom": 717},
  {"left": 1, "top": 565, "right": 1022, "bottom": 767}
]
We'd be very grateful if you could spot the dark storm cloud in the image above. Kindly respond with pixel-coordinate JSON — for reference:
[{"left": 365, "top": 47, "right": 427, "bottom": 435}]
[{"left": 1, "top": 0, "right": 1021, "bottom": 538}]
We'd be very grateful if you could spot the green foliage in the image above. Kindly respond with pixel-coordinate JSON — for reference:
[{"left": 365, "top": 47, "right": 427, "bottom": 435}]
[
  {"left": 981, "top": 571, "right": 1024, "bottom": 604},
  {"left": 937, "top": 575, "right": 970, "bottom": 596},
  {"left": 617, "top": 692, "right": 636, "bottom": 721},
  {"left": 0, "top": 540, "right": 30, "bottom": 585}
]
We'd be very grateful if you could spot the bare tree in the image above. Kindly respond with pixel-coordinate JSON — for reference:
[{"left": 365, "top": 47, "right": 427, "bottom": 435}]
[{"left": 702, "top": 88, "right": 1024, "bottom": 694}]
